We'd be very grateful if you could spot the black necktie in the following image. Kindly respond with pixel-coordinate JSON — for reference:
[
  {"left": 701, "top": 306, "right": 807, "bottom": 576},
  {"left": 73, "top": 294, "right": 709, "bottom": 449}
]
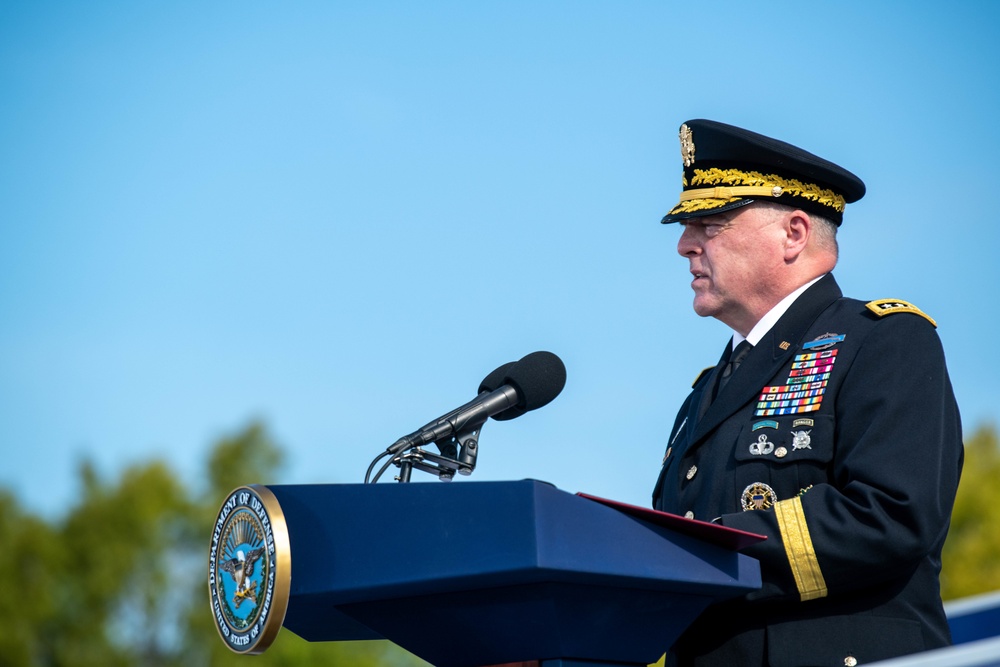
[{"left": 714, "top": 340, "right": 753, "bottom": 400}]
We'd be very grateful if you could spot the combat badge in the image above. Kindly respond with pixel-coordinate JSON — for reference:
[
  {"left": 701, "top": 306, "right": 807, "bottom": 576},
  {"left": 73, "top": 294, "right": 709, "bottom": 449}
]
[
  {"left": 209, "top": 485, "right": 291, "bottom": 654},
  {"left": 802, "top": 332, "right": 846, "bottom": 351},
  {"left": 742, "top": 482, "right": 776, "bottom": 511}
]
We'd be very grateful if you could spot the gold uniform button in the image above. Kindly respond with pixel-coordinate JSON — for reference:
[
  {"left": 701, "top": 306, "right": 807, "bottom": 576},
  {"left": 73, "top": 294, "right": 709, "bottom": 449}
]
[
  {"left": 686, "top": 465, "right": 698, "bottom": 480},
  {"left": 775, "top": 446, "right": 788, "bottom": 458},
  {"left": 684, "top": 511, "right": 695, "bottom": 519},
  {"left": 844, "top": 656, "right": 858, "bottom": 667}
]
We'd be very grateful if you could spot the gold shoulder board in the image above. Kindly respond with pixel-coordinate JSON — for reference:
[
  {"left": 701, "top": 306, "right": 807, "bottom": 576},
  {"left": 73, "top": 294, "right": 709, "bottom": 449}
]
[{"left": 865, "top": 299, "right": 937, "bottom": 328}]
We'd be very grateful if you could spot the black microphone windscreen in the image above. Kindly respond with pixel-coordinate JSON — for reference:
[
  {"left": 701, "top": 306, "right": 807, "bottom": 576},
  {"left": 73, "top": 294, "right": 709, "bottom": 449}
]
[
  {"left": 478, "top": 361, "right": 516, "bottom": 395},
  {"left": 492, "top": 351, "right": 566, "bottom": 421}
]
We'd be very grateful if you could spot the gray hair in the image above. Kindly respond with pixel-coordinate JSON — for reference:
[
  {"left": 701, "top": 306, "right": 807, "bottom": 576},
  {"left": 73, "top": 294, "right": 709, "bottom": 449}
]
[
  {"left": 751, "top": 201, "right": 839, "bottom": 258},
  {"left": 808, "top": 212, "right": 839, "bottom": 257}
]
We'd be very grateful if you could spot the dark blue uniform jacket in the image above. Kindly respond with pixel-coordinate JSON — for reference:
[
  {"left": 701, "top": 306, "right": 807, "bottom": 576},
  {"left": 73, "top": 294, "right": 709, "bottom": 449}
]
[{"left": 653, "top": 274, "right": 963, "bottom": 667}]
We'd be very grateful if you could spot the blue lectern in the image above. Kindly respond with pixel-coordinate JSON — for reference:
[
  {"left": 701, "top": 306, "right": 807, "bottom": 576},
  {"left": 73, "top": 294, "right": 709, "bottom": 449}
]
[{"left": 210, "top": 480, "right": 761, "bottom": 667}]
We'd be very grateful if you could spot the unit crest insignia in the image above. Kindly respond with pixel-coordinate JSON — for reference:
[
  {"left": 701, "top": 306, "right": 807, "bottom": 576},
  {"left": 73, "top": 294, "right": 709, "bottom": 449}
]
[{"left": 209, "top": 485, "right": 291, "bottom": 654}]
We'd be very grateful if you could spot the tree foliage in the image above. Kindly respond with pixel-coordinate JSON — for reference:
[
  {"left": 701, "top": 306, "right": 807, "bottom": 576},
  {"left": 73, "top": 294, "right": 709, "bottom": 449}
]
[
  {"left": 941, "top": 423, "right": 1000, "bottom": 600},
  {"left": 0, "top": 421, "right": 427, "bottom": 667}
]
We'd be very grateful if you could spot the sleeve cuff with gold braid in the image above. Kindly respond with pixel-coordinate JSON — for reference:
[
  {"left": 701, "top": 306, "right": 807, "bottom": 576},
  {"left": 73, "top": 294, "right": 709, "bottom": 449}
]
[{"left": 774, "top": 496, "right": 828, "bottom": 601}]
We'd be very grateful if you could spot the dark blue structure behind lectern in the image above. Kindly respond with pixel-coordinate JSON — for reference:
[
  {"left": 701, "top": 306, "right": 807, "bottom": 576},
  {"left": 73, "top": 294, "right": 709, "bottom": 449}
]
[{"left": 266, "top": 480, "right": 760, "bottom": 667}]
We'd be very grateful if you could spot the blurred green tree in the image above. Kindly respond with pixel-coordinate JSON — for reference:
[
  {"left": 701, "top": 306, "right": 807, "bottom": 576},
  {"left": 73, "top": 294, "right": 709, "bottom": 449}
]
[
  {"left": 0, "top": 490, "right": 63, "bottom": 666},
  {"left": 179, "top": 420, "right": 428, "bottom": 667},
  {"left": 0, "top": 421, "right": 428, "bottom": 667},
  {"left": 941, "top": 423, "right": 1000, "bottom": 600}
]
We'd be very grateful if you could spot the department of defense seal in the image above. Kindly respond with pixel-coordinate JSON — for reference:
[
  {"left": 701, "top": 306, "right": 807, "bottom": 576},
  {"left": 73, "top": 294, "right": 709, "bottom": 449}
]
[{"left": 208, "top": 485, "right": 291, "bottom": 654}]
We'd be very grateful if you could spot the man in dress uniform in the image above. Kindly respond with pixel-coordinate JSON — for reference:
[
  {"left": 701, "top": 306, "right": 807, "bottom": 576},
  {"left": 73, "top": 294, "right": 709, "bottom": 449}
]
[{"left": 652, "top": 119, "right": 963, "bottom": 666}]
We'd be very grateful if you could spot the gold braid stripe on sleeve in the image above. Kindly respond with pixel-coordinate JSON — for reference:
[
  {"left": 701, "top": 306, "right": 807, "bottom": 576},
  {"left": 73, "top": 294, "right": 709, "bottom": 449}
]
[{"left": 774, "top": 496, "right": 828, "bottom": 601}]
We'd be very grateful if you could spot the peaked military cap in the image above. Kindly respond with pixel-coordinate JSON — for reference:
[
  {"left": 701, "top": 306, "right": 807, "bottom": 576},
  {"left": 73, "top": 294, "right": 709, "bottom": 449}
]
[{"left": 661, "top": 119, "right": 866, "bottom": 226}]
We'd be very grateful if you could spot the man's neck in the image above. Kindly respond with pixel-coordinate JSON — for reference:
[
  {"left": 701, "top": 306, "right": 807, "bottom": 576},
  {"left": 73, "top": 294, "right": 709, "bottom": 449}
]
[{"left": 732, "top": 274, "right": 826, "bottom": 348}]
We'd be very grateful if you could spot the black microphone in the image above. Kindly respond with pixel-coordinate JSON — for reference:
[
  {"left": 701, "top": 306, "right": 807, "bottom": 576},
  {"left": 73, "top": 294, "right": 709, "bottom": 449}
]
[
  {"left": 387, "top": 351, "right": 566, "bottom": 455},
  {"left": 482, "top": 351, "right": 565, "bottom": 422},
  {"left": 477, "top": 361, "right": 517, "bottom": 394}
]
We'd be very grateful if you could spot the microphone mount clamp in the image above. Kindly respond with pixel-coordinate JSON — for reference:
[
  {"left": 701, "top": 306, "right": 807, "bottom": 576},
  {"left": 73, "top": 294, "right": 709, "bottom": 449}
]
[{"left": 392, "top": 420, "right": 485, "bottom": 482}]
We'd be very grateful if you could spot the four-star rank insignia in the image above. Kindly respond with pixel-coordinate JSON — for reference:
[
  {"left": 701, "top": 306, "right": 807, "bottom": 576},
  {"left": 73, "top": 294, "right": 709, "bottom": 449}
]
[
  {"left": 209, "top": 485, "right": 291, "bottom": 654},
  {"left": 865, "top": 299, "right": 937, "bottom": 327}
]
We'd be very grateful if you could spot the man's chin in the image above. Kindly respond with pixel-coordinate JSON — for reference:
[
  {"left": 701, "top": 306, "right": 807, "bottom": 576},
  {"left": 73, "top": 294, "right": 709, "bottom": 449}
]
[{"left": 691, "top": 298, "right": 718, "bottom": 319}]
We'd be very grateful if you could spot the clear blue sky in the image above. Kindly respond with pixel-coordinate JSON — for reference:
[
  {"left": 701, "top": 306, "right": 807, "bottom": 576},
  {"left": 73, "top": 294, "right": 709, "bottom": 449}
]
[{"left": 2, "top": 1, "right": 999, "bottom": 517}]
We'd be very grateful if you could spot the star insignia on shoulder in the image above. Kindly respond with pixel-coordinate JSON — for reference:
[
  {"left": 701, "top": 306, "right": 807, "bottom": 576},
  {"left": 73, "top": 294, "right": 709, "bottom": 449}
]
[{"left": 865, "top": 299, "right": 937, "bottom": 328}]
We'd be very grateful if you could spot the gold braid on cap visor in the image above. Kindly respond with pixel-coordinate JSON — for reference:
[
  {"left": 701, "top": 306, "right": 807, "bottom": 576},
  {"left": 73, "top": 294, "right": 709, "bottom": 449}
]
[{"left": 670, "top": 168, "right": 847, "bottom": 215}]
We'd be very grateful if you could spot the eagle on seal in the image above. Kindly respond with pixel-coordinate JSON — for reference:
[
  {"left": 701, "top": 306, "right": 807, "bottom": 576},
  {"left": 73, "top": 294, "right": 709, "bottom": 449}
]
[{"left": 220, "top": 547, "right": 265, "bottom": 607}]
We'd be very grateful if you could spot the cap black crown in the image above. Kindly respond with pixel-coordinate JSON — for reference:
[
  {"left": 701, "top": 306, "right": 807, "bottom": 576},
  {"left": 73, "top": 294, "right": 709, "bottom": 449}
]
[{"left": 661, "top": 119, "right": 865, "bottom": 226}]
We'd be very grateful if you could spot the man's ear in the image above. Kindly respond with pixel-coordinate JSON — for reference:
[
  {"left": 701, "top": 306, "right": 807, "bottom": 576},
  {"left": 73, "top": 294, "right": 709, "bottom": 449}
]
[{"left": 784, "top": 210, "right": 811, "bottom": 261}]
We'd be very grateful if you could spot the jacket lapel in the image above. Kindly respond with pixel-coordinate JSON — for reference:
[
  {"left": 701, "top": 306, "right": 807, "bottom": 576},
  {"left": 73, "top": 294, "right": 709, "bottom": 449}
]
[{"left": 688, "top": 274, "right": 844, "bottom": 447}]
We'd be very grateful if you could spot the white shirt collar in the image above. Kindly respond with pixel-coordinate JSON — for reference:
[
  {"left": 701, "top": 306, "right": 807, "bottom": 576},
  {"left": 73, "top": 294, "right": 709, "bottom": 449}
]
[{"left": 731, "top": 275, "right": 825, "bottom": 351}]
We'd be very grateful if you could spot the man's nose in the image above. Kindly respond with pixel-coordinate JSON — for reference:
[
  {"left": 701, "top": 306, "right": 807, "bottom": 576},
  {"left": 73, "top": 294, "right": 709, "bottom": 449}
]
[{"left": 677, "top": 226, "right": 700, "bottom": 257}]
